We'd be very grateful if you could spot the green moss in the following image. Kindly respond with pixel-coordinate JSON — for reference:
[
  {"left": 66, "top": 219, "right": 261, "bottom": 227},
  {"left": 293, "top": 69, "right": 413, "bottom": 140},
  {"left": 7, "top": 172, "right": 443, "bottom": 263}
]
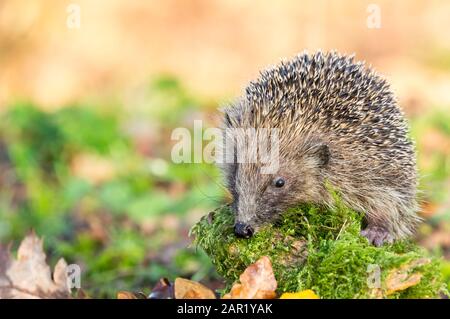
[{"left": 191, "top": 202, "right": 448, "bottom": 298}]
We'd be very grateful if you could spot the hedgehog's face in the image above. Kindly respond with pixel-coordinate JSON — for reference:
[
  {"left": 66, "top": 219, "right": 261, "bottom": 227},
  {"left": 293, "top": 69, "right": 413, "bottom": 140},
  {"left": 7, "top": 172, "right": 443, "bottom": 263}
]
[{"left": 229, "top": 141, "right": 330, "bottom": 238}]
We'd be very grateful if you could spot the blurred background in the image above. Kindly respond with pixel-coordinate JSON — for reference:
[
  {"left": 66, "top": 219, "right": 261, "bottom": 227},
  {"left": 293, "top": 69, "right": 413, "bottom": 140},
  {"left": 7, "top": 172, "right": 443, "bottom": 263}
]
[{"left": 0, "top": 0, "right": 449, "bottom": 297}]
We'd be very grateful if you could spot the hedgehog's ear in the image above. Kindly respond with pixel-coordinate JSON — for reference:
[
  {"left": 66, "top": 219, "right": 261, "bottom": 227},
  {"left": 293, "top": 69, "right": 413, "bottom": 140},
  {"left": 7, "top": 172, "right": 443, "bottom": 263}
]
[{"left": 311, "top": 143, "right": 330, "bottom": 167}]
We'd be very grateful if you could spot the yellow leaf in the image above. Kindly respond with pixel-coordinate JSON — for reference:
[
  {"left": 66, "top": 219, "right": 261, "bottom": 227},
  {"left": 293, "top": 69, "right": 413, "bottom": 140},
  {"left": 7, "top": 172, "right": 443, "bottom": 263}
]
[{"left": 280, "top": 290, "right": 319, "bottom": 299}]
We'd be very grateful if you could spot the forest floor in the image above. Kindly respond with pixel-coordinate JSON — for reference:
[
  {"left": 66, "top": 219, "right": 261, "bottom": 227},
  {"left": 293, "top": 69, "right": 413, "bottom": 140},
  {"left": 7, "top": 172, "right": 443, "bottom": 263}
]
[{"left": 0, "top": 77, "right": 449, "bottom": 298}]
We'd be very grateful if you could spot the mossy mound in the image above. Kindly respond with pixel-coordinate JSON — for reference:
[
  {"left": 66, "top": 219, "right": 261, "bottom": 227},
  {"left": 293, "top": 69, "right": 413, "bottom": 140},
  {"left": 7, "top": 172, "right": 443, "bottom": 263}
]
[{"left": 191, "top": 202, "right": 448, "bottom": 298}]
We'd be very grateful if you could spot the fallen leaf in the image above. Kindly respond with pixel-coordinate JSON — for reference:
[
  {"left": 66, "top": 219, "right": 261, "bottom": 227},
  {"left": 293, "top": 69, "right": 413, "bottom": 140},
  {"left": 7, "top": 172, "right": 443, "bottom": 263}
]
[
  {"left": 385, "top": 258, "right": 430, "bottom": 295},
  {"left": 223, "top": 256, "right": 277, "bottom": 299},
  {"left": 117, "top": 291, "right": 146, "bottom": 299},
  {"left": 0, "top": 232, "right": 71, "bottom": 299},
  {"left": 174, "top": 278, "right": 216, "bottom": 299},
  {"left": 280, "top": 290, "right": 319, "bottom": 299},
  {"left": 117, "top": 291, "right": 139, "bottom": 299},
  {"left": 386, "top": 273, "right": 422, "bottom": 295}
]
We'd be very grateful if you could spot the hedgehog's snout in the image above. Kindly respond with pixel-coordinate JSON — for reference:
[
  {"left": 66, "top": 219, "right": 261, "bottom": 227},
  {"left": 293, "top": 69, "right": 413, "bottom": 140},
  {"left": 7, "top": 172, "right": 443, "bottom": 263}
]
[{"left": 234, "top": 222, "right": 254, "bottom": 238}]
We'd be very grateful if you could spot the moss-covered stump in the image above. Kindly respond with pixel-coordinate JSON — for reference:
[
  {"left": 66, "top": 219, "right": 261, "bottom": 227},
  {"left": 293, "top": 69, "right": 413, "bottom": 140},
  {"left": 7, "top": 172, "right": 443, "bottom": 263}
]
[{"left": 191, "top": 203, "right": 448, "bottom": 298}]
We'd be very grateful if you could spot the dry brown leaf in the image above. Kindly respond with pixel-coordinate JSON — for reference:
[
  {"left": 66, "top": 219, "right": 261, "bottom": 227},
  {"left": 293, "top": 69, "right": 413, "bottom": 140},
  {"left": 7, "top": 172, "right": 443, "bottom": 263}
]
[
  {"left": 117, "top": 291, "right": 147, "bottom": 299},
  {"left": 174, "top": 278, "right": 216, "bottom": 299},
  {"left": 117, "top": 291, "right": 139, "bottom": 299},
  {"left": 0, "top": 233, "right": 71, "bottom": 299},
  {"left": 386, "top": 273, "right": 422, "bottom": 295},
  {"left": 385, "top": 258, "right": 430, "bottom": 295},
  {"left": 223, "top": 256, "right": 277, "bottom": 299}
]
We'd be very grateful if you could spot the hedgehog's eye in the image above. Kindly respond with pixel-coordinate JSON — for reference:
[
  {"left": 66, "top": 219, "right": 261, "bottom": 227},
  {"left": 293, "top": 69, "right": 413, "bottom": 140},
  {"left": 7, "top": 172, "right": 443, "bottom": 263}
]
[{"left": 274, "top": 178, "right": 285, "bottom": 188}]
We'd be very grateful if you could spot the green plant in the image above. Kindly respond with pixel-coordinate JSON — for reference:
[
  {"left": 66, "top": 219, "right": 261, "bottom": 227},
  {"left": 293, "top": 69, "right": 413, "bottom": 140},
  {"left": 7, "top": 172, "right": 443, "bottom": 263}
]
[{"left": 191, "top": 203, "right": 447, "bottom": 298}]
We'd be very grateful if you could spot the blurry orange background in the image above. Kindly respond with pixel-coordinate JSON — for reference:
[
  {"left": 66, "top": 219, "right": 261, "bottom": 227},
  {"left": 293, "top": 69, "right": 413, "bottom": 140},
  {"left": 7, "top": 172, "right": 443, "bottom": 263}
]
[
  {"left": 1, "top": 0, "right": 449, "bottom": 113},
  {"left": 1, "top": 1, "right": 450, "bottom": 297}
]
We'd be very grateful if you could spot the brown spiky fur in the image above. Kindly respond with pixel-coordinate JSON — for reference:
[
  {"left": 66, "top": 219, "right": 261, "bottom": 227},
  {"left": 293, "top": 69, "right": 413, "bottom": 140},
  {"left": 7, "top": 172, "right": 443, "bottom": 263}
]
[{"left": 221, "top": 51, "right": 421, "bottom": 246}]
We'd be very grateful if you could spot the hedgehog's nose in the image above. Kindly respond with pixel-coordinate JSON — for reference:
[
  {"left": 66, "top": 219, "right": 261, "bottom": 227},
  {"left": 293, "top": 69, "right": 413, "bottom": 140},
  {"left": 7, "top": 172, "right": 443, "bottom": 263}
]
[{"left": 234, "top": 222, "right": 254, "bottom": 238}]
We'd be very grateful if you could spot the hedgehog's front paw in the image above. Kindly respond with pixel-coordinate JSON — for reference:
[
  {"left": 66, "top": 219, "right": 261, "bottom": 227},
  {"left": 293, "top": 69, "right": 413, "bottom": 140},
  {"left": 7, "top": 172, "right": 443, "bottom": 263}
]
[{"left": 361, "top": 225, "right": 394, "bottom": 247}]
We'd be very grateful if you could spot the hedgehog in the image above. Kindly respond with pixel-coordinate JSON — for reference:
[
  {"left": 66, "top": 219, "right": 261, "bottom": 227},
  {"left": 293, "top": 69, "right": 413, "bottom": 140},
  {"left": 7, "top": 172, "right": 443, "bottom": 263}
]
[{"left": 220, "top": 51, "right": 421, "bottom": 246}]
